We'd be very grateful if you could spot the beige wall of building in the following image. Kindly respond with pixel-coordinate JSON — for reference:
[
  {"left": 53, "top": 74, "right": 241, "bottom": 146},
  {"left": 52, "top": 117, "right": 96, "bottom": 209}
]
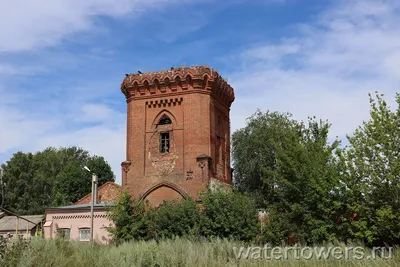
[{"left": 44, "top": 204, "right": 114, "bottom": 244}]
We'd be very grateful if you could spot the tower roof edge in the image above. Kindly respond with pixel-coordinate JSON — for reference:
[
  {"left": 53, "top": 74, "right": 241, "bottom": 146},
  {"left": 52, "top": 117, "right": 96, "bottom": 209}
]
[{"left": 120, "top": 65, "right": 235, "bottom": 105}]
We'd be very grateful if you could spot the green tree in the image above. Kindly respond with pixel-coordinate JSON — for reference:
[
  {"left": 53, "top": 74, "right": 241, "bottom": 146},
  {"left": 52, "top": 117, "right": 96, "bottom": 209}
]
[
  {"left": 148, "top": 198, "right": 202, "bottom": 239},
  {"left": 199, "top": 188, "right": 259, "bottom": 241},
  {"left": 52, "top": 149, "right": 114, "bottom": 206},
  {"left": 1, "top": 146, "right": 115, "bottom": 214},
  {"left": 107, "top": 189, "right": 260, "bottom": 243},
  {"left": 106, "top": 191, "right": 150, "bottom": 244},
  {"left": 338, "top": 92, "right": 400, "bottom": 245},
  {"left": 0, "top": 152, "right": 35, "bottom": 214},
  {"left": 232, "top": 110, "right": 341, "bottom": 244}
]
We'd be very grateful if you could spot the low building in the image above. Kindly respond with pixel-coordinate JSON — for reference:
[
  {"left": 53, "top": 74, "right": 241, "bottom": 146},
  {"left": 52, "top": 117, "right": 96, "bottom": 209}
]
[
  {"left": 44, "top": 203, "right": 113, "bottom": 243},
  {"left": 0, "top": 208, "right": 44, "bottom": 239},
  {"left": 43, "top": 182, "right": 121, "bottom": 244}
]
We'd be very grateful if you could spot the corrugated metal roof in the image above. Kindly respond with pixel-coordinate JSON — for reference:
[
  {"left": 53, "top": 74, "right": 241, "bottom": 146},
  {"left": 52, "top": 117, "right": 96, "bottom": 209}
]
[{"left": 0, "top": 215, "right": 44, "bottom": 232}]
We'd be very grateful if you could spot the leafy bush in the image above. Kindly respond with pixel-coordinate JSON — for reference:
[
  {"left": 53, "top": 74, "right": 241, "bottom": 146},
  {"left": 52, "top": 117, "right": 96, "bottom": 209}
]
[
  {"left": 107, "top": 191, "right": 150, "bottom": 244},
  {"left": 107, "top": 188, "right": 259, "bottom": 244},
  {"left": 337, "top": 93, "right": 400, "bottom": 246},
  {"left": 148, "top": 198, "right": 202, "bottom": 239},
  {"left": 0, "top": 236, "right": 8, "bottom": 260},
  {"left": 199, "top": 188, "right": 259, "bottom": 242},
  {"left": 0, "top": 238, "right": 30, "bottom": 266}
]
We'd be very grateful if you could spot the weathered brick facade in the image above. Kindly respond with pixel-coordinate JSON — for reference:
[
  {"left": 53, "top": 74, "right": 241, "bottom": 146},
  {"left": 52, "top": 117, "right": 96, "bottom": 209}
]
[
  {"left": 120, "top": 66, "right": 235, "bottom": 206},
  {"left": 75, "top": 182, "right": 122, "bottom": 205}
]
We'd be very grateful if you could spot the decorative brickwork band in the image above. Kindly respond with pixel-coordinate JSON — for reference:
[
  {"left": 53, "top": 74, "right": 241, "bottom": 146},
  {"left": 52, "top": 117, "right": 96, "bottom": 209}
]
[
  {"left": 121, "top": 66, "right": 235, "bottom": 106},
  {"left": 52, "top": 214, "right": 109, "bottom": 220},
  {"left": 146, "top": 97, "right": 183, "bottom": 108}
]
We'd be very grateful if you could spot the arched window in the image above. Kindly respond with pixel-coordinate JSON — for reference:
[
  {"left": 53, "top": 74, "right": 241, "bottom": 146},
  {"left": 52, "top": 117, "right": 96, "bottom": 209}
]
[
  {"left": 158, "top": 115, "right": 172, "bottom": 125},
  {"left": 157, "top": 115, "right": 172, "bottom": 153}
]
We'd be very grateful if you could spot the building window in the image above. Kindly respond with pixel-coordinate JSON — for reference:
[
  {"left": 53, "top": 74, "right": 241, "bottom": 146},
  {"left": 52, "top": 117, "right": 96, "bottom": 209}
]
[
  {"left": 56, "top": 228, "right": 70, "bottom": 239},
  {"left": 160, "top": 132, "right": 170, "bottom": 153},
  {"left": 79, "top": 228, "right": 90, "bottom": 241},
  {"left": 158, "top": 115, "right": 172, "bottom": 125}
]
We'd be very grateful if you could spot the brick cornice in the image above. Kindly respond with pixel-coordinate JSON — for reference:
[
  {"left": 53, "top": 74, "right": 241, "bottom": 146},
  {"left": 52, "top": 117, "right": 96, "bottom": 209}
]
[{"left": 121, "top": 66, "right": 235, "bottom": 107}]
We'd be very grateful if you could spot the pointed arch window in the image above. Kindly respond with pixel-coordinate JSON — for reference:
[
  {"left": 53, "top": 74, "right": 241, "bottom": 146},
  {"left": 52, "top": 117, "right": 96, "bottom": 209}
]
[
  {"left": 158, "top": 115, "right": 172, "bottom": 125},
  {"left": 158, "top": 115, "right": 172, "bottom": 153}
]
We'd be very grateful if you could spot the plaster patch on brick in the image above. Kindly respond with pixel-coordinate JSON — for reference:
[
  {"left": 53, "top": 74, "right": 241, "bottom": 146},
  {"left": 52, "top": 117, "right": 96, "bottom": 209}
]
[{"left": 151, "top": 153, "right": 178, "bottom": 176}]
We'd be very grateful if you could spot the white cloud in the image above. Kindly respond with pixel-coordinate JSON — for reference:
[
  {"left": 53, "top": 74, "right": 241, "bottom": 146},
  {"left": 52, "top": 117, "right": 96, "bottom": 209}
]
[
  {"left": 35, "top": 125, "right": 126, "bottom": 183},
  {"left": 0, "top": 0, "right": 196, "bottom": 52},
  {"left": 2, "top": 0, "right": 400, "bottom": 187},
  {"left": 0, "top": 107, "right": 60, "bottom": 153},
  {"left": 229, "top": 0, "right": 400, "bottom": 142},
  {"left": 0, "top": 0, "right": 199, "bottom": 183},
  {"left": 76, "top": 103, "right": 123, "bottom": 123},
  {"left": 0, "top": 96, "right": 126, "bottom": 183},
  {"left": 0, "top": 63, "right": 46, "bottom": 76}
]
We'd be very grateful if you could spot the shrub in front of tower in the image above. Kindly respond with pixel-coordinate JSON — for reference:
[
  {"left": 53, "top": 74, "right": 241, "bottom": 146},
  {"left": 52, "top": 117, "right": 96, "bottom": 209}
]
[
  {"left": 107, "top": 191, "right": 151, "bottom": 244},
  {"left": 107, "top": 189, "right": 261, "bottom": 243},
  {"left": 146, "top": 198, "right": 202, "bottom": 239},
  {"left": 198, "top": 188, "right": 260, "bottom": 242}
]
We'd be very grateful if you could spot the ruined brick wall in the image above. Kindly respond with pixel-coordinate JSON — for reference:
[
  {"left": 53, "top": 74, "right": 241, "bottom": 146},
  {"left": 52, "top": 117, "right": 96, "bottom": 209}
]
[
  {"left": 120, "top": 66, "right": 234, "bottom": 205},
  {"left": 75, "top": 182, "right": 122, "bottom": 205},
  {"left": 210, "top": 98, "right": 232, "bottom": 184}
]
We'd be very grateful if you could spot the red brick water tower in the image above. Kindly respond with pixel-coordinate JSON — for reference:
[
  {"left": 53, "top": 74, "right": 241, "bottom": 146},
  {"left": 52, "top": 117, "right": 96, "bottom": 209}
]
[{"left": 120, "top": 66, "right": 235, "bottom": 206}]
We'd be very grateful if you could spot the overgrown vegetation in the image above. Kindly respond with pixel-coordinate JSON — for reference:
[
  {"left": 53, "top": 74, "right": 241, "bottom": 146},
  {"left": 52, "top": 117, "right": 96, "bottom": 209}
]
[
  {"left": 106, "top": 191, "right": 151, "bottom": 243},
  {"left": 336, "top": 93, "right": 400, "bottom": 245},
  {"left": 82, "top": 92, "right": 400, "bottom": 247},
  {"left": 148, "top": 197, "right": 202, "bottom": 239},
  {"left": 232, "top": 110, "right": 341, "bottom": 245},
  {"left": 232, "top": 92, "right": 400, "bottom": 246},
  {"left": 2, "top": 92, "right": 399, "bottom": 256},
  {"left": 199, "top": 188, "right": 259, "bottom": 241},
  {"left": 107, "top": 189, "right": 260, "bottom": 244},
  {"left": 1, "top": 238, "right": 399, "bottom": 267}
]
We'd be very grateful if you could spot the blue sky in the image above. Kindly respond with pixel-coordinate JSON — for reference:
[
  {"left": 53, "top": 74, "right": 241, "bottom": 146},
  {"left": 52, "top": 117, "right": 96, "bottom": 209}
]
[{"left": 1, "top": 0, "right": 399, "bottom": 183}]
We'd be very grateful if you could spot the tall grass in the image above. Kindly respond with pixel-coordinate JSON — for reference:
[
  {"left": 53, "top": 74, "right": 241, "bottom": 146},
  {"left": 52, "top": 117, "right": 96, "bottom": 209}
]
[{"left": 2, "top": 238, "right": 399, "bottom": 267}]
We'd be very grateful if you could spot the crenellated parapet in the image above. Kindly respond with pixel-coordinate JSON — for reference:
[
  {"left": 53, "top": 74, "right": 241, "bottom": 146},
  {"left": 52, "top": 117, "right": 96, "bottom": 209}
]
[{"left": 121, "top": 66, "right": 235, "bottom": 106}]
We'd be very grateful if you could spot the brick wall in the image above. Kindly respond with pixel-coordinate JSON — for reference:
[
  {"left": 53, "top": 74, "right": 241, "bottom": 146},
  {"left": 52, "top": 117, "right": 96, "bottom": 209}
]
[
  {"left": 120, "top": 66, "right": 235, "bottom": 205},
  {"left": 75, "top": 182, "right": 122, "bottom": 205}
]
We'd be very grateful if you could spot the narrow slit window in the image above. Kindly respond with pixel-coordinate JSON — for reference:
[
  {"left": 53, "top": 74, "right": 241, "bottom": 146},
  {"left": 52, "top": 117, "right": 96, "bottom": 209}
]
[{"left": 160, "top": 132, "right": 170, "bottom": 153}]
